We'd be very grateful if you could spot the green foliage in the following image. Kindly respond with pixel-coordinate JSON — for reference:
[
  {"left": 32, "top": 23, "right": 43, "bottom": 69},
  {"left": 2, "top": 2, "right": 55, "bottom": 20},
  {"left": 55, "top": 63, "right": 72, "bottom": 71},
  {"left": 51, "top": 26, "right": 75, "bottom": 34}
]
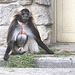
[{"left": 3, "top": 53, "right": 38, "bottom": 68}]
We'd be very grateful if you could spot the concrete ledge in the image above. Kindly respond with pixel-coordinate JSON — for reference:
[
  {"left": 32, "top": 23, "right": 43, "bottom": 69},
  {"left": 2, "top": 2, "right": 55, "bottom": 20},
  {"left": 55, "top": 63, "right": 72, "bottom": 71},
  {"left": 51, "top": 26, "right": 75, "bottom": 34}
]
[
  {"left": 1, "top": 54, "right": 75, "bottom": 68},
  {"left": 35, "top": 56, "right": 75, "bottom": 68}
]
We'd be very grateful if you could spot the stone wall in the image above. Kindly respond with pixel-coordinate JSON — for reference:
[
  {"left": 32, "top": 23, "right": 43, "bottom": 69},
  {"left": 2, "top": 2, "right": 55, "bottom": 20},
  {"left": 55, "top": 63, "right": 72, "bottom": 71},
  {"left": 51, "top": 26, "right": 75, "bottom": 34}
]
[{"left": 0, "top": 0, "right": 54, "bottom": 47}]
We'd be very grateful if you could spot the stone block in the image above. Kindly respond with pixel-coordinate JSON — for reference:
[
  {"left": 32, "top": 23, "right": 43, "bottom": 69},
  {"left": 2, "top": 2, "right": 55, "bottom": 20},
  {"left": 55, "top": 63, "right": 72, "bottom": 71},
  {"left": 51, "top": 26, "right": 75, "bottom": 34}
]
[
  {"left": 31, "top": 4, "right": 51, "bottom": 25},
  {"left": 0, "top": 4, "right": 20, "bottom": 26},
  {"left": 0, "top": 26, "right": 9, "bottom": 46},
  {"left": 37, "top": 26, "right": 48, "bottom": 41},
  {"left": 37, "top": 25, "right": 52, "bottom": 46},
  {"left": 0, "top": 0, "right": 17, "bottom": 3},
  {"left": 35, "top": 0, "right": 51, "bottom": 6},
  {"left": 18, "top": 0, "right": 33, "bottom": 6}
]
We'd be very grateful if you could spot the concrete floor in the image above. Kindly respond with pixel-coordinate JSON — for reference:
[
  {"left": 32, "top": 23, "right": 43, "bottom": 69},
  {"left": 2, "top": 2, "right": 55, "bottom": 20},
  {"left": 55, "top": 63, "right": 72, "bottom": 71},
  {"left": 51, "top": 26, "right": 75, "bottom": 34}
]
[
  {"left": 0, "top": 68, "right": 75, "bottom": 75},
  {"left": 51, "top": 43, "right": 75, "bottom": 52}
]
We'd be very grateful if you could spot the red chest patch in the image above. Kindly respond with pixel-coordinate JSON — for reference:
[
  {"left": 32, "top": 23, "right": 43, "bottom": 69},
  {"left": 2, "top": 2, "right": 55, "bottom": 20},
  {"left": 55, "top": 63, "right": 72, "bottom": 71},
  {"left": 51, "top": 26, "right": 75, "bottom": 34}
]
[
  {"left": 19, "top": 27, "right": 26, "bottom": 35},
  {"left": 18, "top": 21, "right": 27, "bottom": 35}
]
